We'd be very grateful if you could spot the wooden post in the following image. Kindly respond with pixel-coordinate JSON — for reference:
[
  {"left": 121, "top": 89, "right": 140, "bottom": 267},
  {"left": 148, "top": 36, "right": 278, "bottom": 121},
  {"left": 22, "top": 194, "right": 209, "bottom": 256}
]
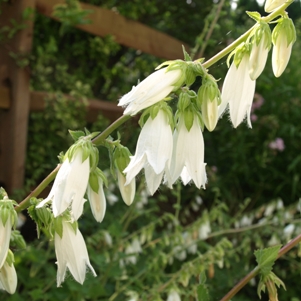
[{"left": 0, "top": 1, "right": 35, "bottom": 194}]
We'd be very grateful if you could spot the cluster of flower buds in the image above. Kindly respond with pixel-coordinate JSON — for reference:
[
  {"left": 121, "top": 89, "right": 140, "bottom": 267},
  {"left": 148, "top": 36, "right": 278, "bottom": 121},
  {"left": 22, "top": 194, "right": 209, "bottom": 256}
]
[{"left": 0, "top": 190, "right": 19, "bottom": 294}]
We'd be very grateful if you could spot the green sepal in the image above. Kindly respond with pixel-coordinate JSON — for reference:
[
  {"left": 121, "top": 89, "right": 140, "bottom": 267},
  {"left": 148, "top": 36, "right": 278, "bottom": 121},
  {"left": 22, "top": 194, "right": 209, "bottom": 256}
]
[
  {"left": 113, "top": 146, "right": 132, "bottom": 174},
  {"left": 249, "top": 21, "right": 271, "bottom": 49},
  {"left": 53, "top": 216, "right": 64, "bottom": 239},
  {"left": 89, "top": 168, "right": 108, "bottom": 192},
  {"left": 0, "top": 197, "right": 17, "bottom": 228},
  {"left": 70, "top": 220, "right": 78, "bottom": 234},
  {"left": 184, "top": 108, "right": 194, "bottom": 132},
  {"left": 185, "top": 64, "right": 196, "bottom": 86},
  {"left": 272, "top": 17, "right": 296, "bottom": 47},
  {"left": 5, "top": 250, "right": 15, "bottom": 267},
  {"left": 0, "top": 187, "right": 8, "bottom": 200},
  {"left": 246, "top": 11, "right": 261, "bottom": 22},
  {"left": 254, "top": 244, "right": 281, "bottom": 276},
  {"left": 68, "top": 130, "right": 85, "bottom": 141},
  {"left": 182, "top": 45, "right": 192, "bottom": 61},
  {"left": 10, "top": 230, "right": 26, "bottom": 250}
]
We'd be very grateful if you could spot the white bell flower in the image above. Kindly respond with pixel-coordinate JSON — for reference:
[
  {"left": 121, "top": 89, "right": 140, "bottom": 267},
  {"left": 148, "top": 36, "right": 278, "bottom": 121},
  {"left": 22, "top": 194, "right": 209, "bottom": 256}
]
[
  {"left": 117, "top": 170, "right": 136, "bottom": 206},
  {"left": 264, "top": 0, "right": 287, "bottom": 13},
  {"left": 0, "top": 215, "right": 12, "bottom": 269},
  {"left": 124, "top": 110, "right": 173, "bottom": 195},
  {"left": 38, "top": 150, "right": 90, "bottom": 221},
  {"left": 0, "top": 261, "right": 17, "bottom": 294},
  {"left": 168, "top": 114, "right": 207, "bottom": 189},
  {"left": 219, "top": 54, "right": 256, "bottom": 128},
  {"left": 167, "top": 290, "right": 181, "bottom": 301},
  {"left": 248, "top": 23, "right": 271, "bottom": 80},
  {"left": 55, "top": 220, "right": 96, "bottom": 286},
  {"left": 119, "top": 68, "right": 182, "bottom": 116},
  {"left": 87, "top": 175, "right": 106, "bottom": 223},
  {"left": 272, "top": 18, "right": 296, "bottom": 78}
]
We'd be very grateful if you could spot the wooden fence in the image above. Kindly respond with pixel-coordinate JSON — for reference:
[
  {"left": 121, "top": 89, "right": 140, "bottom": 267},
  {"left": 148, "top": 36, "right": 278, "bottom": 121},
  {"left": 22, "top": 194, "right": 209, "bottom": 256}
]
[{"left": 0, "top": 0, "right": 188, "bottom": 194}]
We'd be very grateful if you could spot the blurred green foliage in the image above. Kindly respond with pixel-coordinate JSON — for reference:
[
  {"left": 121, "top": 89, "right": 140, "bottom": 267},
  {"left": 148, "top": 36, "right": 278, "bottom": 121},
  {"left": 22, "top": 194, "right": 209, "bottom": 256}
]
[{"left": 1, "top": 0, "right": 301, "bottom": 300}]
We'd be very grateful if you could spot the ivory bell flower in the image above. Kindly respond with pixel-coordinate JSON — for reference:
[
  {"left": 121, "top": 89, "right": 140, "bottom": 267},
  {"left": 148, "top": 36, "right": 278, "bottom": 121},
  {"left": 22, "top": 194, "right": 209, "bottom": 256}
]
[
  {"left": 87, "top": 170, "right": 106, "bottom": 223},
  {"left": 39, "top": 150, "right": 90, "bottom": 221},
  {"left": 219, "top": 54, "right": 256, "bottom": 128},
  {"left": 168, "top": 114, "right": 207, "bottom": 189},
  {"left": 248, "top": 23, "right": 271, "bottom": 80},
  {"left": 272, "top": 18, "right": 296, "bottom": 78},
  {"left": 119, "top": 67, "right": 182, "bottom": 116},
  {"left": 55, "top": 220, "right": 96, "bottom": 286},
  {"left": 124, "top": 109, "right": 173, "bottom": 195},
  {"left": 117, "top": 170, "right": 136, "bottom": 206},
  {"left": 264, "top": 0, "right": 287, "bottom": 13},
  {"left": 0, "top": 215, "right": 12, "bottom": 269},
  {"left": 0, "top": 261, "right": 17, "bottom": 294}
]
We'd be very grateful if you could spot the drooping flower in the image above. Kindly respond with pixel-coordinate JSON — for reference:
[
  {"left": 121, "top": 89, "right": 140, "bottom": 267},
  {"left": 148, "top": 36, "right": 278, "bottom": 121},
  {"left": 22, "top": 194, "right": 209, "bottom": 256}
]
[
  {"left": 87, "top": 168, "right": 107, "bottom": 223},
  {"left": 113, "top": 146, "right": 136, "bottom": 206},
  {"left": 119, "top": 67, "right": 184, "bottom": 116},
  {"left": 168, "top": 114, "right": 207, "bottom": 189},
  {"left": 54, "top": 218, "right": 96, "bottom": 286},
  {"left": 264, "top": 0, "right": 287, "bottom": 13},
  {"left": 219, "top": 51, "right": 256, "bottom": 128},
  {"left": 43, "top": 150, "right": 89, "bottom": 221},
  {"left": 272, "top": 17, "right": 296, "bottom": 77},
  {"left": 248, "top": 22, "right": 271, "bottom": 80},
  {"left": 0, "top": 198, "right": 16, "bottom": 269},
  {"left": 124, "top": 107, "right": 174, "bottom": 195},
  {"left": 0, "top": 261, "right": 17, "bottom": 294}
]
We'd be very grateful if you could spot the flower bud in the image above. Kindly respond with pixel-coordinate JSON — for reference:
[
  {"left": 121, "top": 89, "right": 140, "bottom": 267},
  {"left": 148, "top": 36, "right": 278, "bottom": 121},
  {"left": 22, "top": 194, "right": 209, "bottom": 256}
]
[
  {"left": 197, "top": 75, "right": 220, "bottom": 131},
  {"left": 0, "top": 251, "right": 17, "bottom": 294},
  {"left": 249, "top": 22, "right": 271, "bottom": 80},
  {"left": 272, "top": 17, "right": 296, "bottom": 77},
  {"left": 264, "top": 0, "right": 287, "bottom": 13}
]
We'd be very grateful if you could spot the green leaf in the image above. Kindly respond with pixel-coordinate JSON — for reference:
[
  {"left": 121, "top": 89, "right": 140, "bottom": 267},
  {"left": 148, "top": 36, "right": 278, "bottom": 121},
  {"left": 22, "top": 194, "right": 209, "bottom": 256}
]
[
  {"left": 197, "top": 283, "right": 210, "bottom": 301},
  {"left": 246, "top": 11, "right": 261, "bottom": 22},
  {"left": 254, "top": 245, "right": 281, "bottom": 276},
  {"left": 68, "top": 130, "right": 85, "bottom": 141}
]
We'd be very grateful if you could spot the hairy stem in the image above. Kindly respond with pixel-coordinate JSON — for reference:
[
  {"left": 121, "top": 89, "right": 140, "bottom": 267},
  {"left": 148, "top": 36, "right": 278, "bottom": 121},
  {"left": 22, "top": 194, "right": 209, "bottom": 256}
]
[{"left": 220, "top": 233, "right": 301, "bottom": 301}]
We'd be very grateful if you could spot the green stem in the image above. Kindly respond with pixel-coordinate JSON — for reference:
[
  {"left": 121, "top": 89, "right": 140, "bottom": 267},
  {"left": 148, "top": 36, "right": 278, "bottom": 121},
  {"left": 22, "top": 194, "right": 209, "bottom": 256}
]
[
  {"left": 92, "top": 115, "right": 131, "bottom": 145},
  {"left": 203, "top": 2, "right": 292, "bottom": 69},
  {"left": 15, "top": 165, "right": 60, "bottom": 213},
  {"left": 220, "top": 232, "right": 301, "bottom": 301}
]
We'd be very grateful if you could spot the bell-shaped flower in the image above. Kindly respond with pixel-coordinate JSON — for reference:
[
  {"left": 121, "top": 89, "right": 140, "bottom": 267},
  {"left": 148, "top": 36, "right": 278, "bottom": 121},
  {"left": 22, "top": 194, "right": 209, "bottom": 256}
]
[
  {"left": 113, "top": 146, "right": 136, "bottom": 206},
  {"left": 168, "top": 113, "right": 207, "bottom": 189},
  {"left": 0, "top": 198, "right": 17, "bottom": 269},
  {"left": 0, "top": 261, "right": 17, "bottom": 294},
  {"left": 54, "top": 218, "right": 96, "bottom": 286},
  {"left": 248, "top": 22, "right": 271, "bottom": 80},
  {"left": 118, "top": 67, "right": 183, "bottom": 116},
  {"left": 197, "top": 74, "right": 220, "bottom": 132},
  {"left": 219, "top": 53, "right": 256, "bottom": 128},
  {"left": 117, "top": 170, "right": 136, "bottom": 206},
  {"left": 87, "top": 168, "right": 107, "bottom": 223},
  {"left": 272, "top": 17, "right": 296, "bottom": 77},
  {"left": 167, "top": 290, "right": 181, "bottom": 301},
  {"left": 264, "top": 0, "right": 287, "bottom": 13},
  {"left": 124, "top": 106, "right": 174, "bottom": 195}
]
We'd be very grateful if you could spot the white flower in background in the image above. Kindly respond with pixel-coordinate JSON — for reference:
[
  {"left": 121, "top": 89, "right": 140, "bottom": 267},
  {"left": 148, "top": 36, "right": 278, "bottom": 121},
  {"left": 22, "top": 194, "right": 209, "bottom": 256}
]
[
  {"left": 264, "top": 203, "right": 276, "bottom": 216},
  {"left": 168, "top": 114, "right": 207, "bottom": 189},
  {"left": 283, "top": 224, "right": 295, "bottom": 240},
  {"left": 167, "top": 290, "right": 181, "bottom": 301},
  {"left": 272, "top": 17, "right": 296, "bottom": 77},
  {"left": 268, "top": 234, "right": 280, "bottom": 246},
  {"left": 119, "top": 67, "right": 183, "bottom": 116},
  {"left": 199, "top": 220, "right": 211, "bottom": 240},
  {"left": 38, "top": 150, "right": 90, "bottom": 221},
  {"left": 87, "top": 169, "right": 107, "bottom": 223},
  {"left": 0, "top": 215, "right": 12, "bottom": 269},
  {"left": 173, "top": 245, "right": 187, "bottom": 261},
  {"left": 264, "top": 0, "right": 287, "bottom": 13},
  {"left": 219, "top": 54, "right": 256, "bottom": 128},
  {"left": 0, "top": 261, "right": 17, "bottom": 294},
  {"left": 117, "top": 170, "right": 136, "bottom": 206},
  {"left": 248, "top": 22, "right": 271, "bottom": 80},
  {"left": 124, "top": 109, "right": 173, "bottom": 195},
  {"left": 55, "top": 220, "right": 96, "bottom": 286}
]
